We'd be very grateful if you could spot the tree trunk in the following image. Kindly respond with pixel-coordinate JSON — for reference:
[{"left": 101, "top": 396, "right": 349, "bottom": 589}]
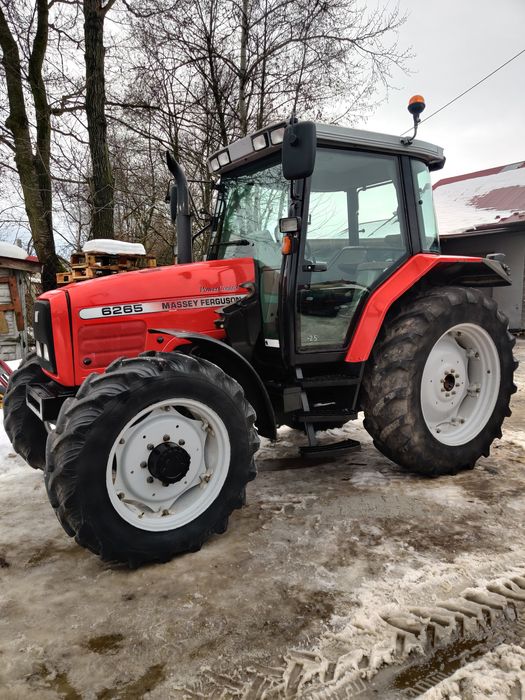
[
  {"left": 0, "top": 3, "right": 60, "bottom": 291},
  {"left": 83, "top": 0, "right": 115, "bottom": 239},
  {"left": 238, "top": 0, "right": 249, "bottom": 136}
]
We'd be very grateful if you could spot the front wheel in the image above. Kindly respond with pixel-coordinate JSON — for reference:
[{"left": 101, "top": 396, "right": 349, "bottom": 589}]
[
  {"left": 45, "top": 353, "right": 259, "bottom": 566},
  {"left": 3, "top": 353, "right": 49, "bottom": 470},
  {"left": 361, "top": 286, "right": 517, "bottom": 476}
]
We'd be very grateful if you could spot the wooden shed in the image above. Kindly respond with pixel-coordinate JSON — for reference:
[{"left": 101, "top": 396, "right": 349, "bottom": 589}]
[{"left": 0, "top": 243, "right": 41, "bottom": 361}]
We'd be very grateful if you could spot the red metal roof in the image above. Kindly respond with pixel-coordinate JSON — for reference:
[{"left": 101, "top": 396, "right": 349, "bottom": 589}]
[{"left": 433, "top": 161, "right": 525, "bottom": 235}]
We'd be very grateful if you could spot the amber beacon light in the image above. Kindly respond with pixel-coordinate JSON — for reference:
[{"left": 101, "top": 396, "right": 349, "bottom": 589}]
[
  {"left": 408, "top": 94, "right": 426, "bottom": 117},
  {"left": 402, "top": 94, "right": 426, "bottom": 145}
]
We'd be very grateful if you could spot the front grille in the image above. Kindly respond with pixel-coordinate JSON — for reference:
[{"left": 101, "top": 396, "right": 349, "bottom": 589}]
[
  {"left": 78, "top": 320, "right": 146, "bottom": 368},
  {"left": 33, "top": 300, "right": 57, "bottom": 373}
]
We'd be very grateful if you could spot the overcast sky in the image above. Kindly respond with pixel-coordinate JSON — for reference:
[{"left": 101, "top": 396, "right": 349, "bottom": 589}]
[{"left": 361, "top": 0, "right": 525, "bottom": 181}]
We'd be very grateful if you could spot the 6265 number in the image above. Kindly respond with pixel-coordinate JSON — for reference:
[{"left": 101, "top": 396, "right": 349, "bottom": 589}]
[{"left": 101, "top": 304, "right": 144, "bottom": 317}]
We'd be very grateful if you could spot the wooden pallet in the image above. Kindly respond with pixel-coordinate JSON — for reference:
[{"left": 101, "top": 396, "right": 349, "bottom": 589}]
[
  {"left": 70, "top": 252, "right": 156, "bottom": 269},
  {"left": 57, "top": 250, "right": 157, "bottom": 286}
]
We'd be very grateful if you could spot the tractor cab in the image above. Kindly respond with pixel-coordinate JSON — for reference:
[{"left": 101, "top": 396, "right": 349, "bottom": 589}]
[{"left": 201, "top": 119, "right": 444, "bottom": 366}]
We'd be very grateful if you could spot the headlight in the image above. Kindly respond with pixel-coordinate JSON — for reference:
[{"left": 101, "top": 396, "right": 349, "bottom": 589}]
[
  {"left": 217, "top": 150, "right": 230, "bottom": 166},
  {"left": 270, "top": 127, "right": 285, "bottom": 145},
  {"left": 251, "top": 133, "right": 268, "bottom": 151}
]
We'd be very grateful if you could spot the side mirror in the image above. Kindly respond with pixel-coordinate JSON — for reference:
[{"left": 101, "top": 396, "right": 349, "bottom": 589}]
[
  {"left": 169, "top": 184, "right": 178, "bottom": 223},
  {"left": 281, "top": 121, "right": 316, "bottom": 181}
]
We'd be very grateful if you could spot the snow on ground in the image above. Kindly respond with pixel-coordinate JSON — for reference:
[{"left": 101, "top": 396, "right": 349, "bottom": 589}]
[
  {"left": 0, "top": 341, "right": 524, "bottom": 698},
  {"left": 421, "top": 645, "right": 525, "bottom": 699}
]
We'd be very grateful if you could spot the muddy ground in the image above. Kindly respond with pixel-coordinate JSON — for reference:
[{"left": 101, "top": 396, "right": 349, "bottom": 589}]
[{"left": 0, "top": 340, "right": 524, "bottom": 699}]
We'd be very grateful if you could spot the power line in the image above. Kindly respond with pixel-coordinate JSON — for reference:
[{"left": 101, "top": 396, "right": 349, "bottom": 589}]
[{"left": 402, "top": 47, "right": 525, "bottom": 134}]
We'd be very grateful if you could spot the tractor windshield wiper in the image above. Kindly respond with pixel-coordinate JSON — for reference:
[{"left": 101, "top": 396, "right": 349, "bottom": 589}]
[{"left": 211, "top": 238, "right": 251, "bottom": 248}]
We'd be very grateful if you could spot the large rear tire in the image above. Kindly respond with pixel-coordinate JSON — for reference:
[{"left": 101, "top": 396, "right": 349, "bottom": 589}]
[
  {"left": 3, "top": 353, "right": 49, "bottom": 470},
  {"left": 45, "top": 352, "right": 259, "bottom": 566},
  {"left": 361, "top": 287, "right": 517, "bottom": 476}
]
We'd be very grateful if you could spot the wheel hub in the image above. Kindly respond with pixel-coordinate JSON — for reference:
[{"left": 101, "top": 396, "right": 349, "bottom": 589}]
[
  {"left": 107, "top": 399, "right": 231, "bottom": 532},
  {"left": 420, "top": 323, "right": 501, "bottom": 446},
  {"left": 148, "top": 442, "right": 191, "bottom": 484},
  {"left": 442, "top": 372, "right": 456, "bottom": 392}
]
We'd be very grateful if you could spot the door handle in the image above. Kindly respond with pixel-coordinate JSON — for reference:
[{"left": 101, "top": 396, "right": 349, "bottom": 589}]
[{"left": 302, "top": 263, "right": 327, "bottom": 272}]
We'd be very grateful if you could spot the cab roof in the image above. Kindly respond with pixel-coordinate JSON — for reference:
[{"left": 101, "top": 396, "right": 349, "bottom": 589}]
[{"left": 209, "top": 121, "right": 445, "bottom": 176}]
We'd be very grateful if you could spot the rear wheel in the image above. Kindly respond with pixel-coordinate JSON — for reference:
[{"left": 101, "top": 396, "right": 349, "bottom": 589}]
[
  {"left": 45, "top": 352, "right": 259, "bottom": 566},
  {"left": 361, "top": 286, "right": 517, "bottom": 476},
  {"left": 3, "top": 353, "right": 49, "bottom": 470}
]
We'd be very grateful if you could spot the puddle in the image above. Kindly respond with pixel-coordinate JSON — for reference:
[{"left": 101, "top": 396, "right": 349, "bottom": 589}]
[
  {"left": 357, "top": 610, "right": 525, "bottom": 698},
  {"left": 85, "top": 633, "right": 125, "bottom": 655},
  {"left": 96, "top": 663, "right": 166, "bottom": 699}
]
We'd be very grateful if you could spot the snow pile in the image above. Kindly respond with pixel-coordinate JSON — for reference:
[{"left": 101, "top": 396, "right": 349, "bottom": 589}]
[
  {"left": 0, "top": 242, "right": 29, "bottom": 260},
  {"left": 82, "top": 239, "right": 146, "bottom": 256}
]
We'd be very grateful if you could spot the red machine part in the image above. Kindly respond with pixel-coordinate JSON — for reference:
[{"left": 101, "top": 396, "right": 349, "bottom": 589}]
[
  {"left": 39, "top": 253, "right": 489, "bottom": 385},
  {"left": 345, "top": 253, "right": 483, "bottom": 363},
  {"left": 40, "top": 257, "right": 256, "bottom": 386},
  {"left": 0, "top": 359, "right": 12, "bottom": 392}
]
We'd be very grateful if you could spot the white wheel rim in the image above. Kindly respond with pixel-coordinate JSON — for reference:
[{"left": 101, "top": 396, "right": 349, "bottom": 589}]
[
  {"left": 420, "top": 323, "right": 501, "bottom": 446},
  {"left": 106, "top": 398, "right": 230, "bottom": 531}
]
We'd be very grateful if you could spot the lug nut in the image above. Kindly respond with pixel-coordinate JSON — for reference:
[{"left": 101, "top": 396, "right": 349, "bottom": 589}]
[
  {"left": 140, "top": 461, "right": 147, "bottom": 468},
  {"left": 163, "top": 434, "right": 170, "bottom": 442},
  {"left": 178, "top": 439, "right": 185, "bottom": 446},
  {"left": 119, "top": 438, "right": 125, "bottom": 444},
  {"left": 162, "top": 509, "right": 170, "bottom": 516},
  {"left": 147, "top": 443, "right": 154, "bottom": 450},
  {"left": 147, "top": 476, "right": 154, "bottom": 484},
  {"left": 117, "top": 492, "right": 125, "bottom": 499}
]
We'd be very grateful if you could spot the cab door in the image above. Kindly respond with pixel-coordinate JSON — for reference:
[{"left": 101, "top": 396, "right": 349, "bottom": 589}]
[{"left": 295, "top": 148, "right": 410, "bottom": 355}]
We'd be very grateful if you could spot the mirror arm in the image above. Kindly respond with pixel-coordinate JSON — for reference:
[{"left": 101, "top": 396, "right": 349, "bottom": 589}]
[{"left": 192, "top": 221, "right": 213, "bottom": 244}]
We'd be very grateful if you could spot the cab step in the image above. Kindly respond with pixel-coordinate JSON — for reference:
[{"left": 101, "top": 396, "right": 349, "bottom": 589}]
[
  {"left": 300, "top": 438, "right": 361, "bottom": 459},
  {"left": 298, "top": 374, "right": 360, "bottom": 389},
  {"left": 296, "top": 407, "right": 357, "bottom": 423}
]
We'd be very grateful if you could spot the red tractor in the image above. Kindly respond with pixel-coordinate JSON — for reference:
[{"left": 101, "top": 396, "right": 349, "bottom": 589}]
[{"left": 4, "top": 102, "right": 517, "bottom": 566}]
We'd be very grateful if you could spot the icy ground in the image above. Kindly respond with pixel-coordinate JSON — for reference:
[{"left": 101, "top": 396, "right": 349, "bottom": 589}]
[{"left": 0, "top": 342, "right": 524, "bottom": 699}]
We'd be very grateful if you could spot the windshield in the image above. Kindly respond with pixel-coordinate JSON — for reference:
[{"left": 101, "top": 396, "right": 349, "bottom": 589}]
[{"left": 209, "top": 156, "right": 288, "bottom": 268}]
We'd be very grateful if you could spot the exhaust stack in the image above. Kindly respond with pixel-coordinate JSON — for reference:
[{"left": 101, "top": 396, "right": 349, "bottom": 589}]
[{"left": 166, "top": 151, "right": 192, "bottom": 264}]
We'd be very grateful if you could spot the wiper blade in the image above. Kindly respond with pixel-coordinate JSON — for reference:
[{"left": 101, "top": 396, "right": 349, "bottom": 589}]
[{"left": 211, "top": 238, "right": 251, "bottom": 248}]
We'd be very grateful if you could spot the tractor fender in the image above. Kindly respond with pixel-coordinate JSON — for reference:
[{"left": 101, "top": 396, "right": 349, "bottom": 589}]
[
  {"left": 346, "top": 253, "right": 511, "bottom": 363},
  {"left": 149, "top": 329, "right": 277, "bottom": 440}
]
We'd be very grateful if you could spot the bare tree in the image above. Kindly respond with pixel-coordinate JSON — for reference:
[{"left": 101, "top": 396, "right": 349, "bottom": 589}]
[
  {"left": 113, "top": 0, "right": 408, "bottom": 257},
  {"left": 83, "top": 0, "right": 116, "bottom": 238},
  {"left": 0, "top": 0, "right": 409, "bottom": 272},
  {"left": 0, "top": 0, "right": 61, "bottom": 289}
]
